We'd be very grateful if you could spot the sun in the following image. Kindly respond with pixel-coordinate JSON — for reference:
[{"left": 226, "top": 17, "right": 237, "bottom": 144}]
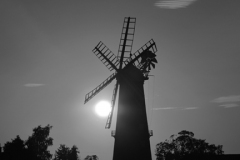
[{"left": 95, "top": 101, "right": 111, "bottom": 117}]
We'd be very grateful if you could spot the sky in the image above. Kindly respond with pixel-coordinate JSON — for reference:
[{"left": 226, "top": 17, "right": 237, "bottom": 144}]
[{"left": 0, "top": 0, "right": 240, "bottom": 159}]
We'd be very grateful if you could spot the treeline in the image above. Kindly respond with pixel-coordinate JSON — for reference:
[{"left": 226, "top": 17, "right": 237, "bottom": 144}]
[
  {"left": 0, "top": 125, "right": 98, "bottom": 160},
  {"left": 155, "top": 130, "right": 224, "bottom": 160},
  {"left": 0, "top": 124, "right": 225, "bottom": 160}
]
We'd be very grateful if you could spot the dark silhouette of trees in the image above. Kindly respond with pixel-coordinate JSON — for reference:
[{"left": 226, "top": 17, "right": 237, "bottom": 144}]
[
  {"left": 1, "top": 124, "right": 97, "bottom": 160},
  {"left": 69, "top": 145, "right": 80, "bottom": 160},
  {"left": 54, "top": 144, "right": 70, "bottom": 160},
  {"left": 2, "top": 135, "right": 26, "bottom": 160},
  {"left": 25, "top": 124, "right": 53, "bottom": 160},
  {"left": 2, "top": 125, "right": 53, "bottom": 160},
  {"left": 155, "top": 130, "right": 224, "bottom": 160},
  {"left": 53, "top": 144, "right": 80, "bottom": 160},
  {"left": 84, "top": 155, "right": 99, "bottom": 160}
]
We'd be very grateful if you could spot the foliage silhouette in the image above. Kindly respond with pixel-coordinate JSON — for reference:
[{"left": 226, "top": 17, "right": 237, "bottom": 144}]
[
  {"left": 84, "top": 155, "right": 99, "bottom": 160},
  {"left": 2, "top": 135, "right": 26, "bottom": 160},
  {"left": 25, "top": 124, "right": 53, "bottom": 160},
  {"left": 53, "top": 144, "right": 80, "bottom": 160},
  {"left": 69, "top": 145, "right": 80, "bottom": 160},
  {"left": 53, "top": 144, "right": 70, "bottom": 160},
  {"left": 2, "top": 125, "right": 53, "bottom": 160},
  {"left": 155, "top": 130, "right": 224, "bottom": 160},
  {"left": 1, "top": 124, "right": 94, "bottom": 160}
]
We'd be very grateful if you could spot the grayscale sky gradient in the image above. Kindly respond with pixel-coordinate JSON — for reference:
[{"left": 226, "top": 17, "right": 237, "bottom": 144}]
[{"left": 1, "top": 0, "right": 240, "bottom": 159}]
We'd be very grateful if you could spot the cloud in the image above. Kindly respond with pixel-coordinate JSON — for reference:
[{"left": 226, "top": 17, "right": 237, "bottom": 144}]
[
  {"left": 219, "top": 103, "right": 239, "bottom": 108},
  {"left": 183, "top": 107, "right": 198, "bottom": 110},
  {"left": 212, "top": 95, "right": 240, "bottom": 108},
  {"left": 212, "top": 95, "right": 240, "bottom": 103},
  {"left": 24, "top": 83, "right": 45, "bottom": 87},
  {"left": 153, "top": 107, "right": 177, "bottom": 110},
  {"left": 153, "top": 107, "right": 199, "bottom": 110},
  {"left": 155, "top": 0, "right": 197, "bottom": 9}
]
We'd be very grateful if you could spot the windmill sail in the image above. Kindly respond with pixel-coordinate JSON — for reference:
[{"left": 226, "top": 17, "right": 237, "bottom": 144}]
[
  {"left": 84, "top": 72, "right": 117, "bottom": 104},
  {"left": 125, "top": 39, "right": 157, "bottom": 68},
  {"left": 105, "top": 82, "right": 119, "bottom": 129},
  {"left": 93, "top": 41, "right": 120, "bottom": 71},
  {"left": 117, "top": 17, "right": 136, "bottom": 68}
]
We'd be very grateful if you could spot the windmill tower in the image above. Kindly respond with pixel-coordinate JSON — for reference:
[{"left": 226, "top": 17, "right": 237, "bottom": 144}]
[{"left": 84, "top": 17, "right": 158, "bottom": 160}]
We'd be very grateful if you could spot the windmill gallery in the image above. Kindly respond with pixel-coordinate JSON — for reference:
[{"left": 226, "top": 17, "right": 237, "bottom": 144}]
[{"left": 84, "top": 17, "right": 158, "bottom": 160}]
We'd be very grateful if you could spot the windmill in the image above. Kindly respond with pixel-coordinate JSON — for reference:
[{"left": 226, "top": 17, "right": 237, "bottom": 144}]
[{"left": 84, "top": 17, "right": 157, "bottom": 160}]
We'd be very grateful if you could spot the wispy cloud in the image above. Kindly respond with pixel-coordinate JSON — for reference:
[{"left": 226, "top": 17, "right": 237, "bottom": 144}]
[
  {"left": 183, "top": 107, "right": 198, "bottom": 110},
  {"left": 24, "top": 83, "right": 45, "bottom": 87},
  {"left": 153, "top": 107, "right": 199, "bottom": 110},
  {"left": 212, "top": 95, "right": 240, "bottom": 108},
  {"left": 219, "top": 103, "right": 239, "bottom": 108},
  {"left": 212, "top": 95, "right": 240, "bottom": 103},
  {"left": 155, "top": 0, "right": 197, "bottom": 9},
  {"left": 153, "top": 107, "right": 177, "bottom": 110}
]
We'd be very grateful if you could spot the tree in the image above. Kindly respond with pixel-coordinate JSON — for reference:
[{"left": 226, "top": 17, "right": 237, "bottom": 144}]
[
  {"left": 69, "top": 145, "right": 80, "bottom": 160},
  {"left": 53, "top": 144, "right": 70, "bottom": 160},
  {"left": 155, "top": 130, "right": 224, "bottom": 160},
  {"left": 84, "top": 155, "right": 98, "bottom": 160},
  {"left": 2, "top": 135, "right": 26, "bottom": 160},
  {"left": 25, "top": 124, "right": 53, "bottom": 160},
  {"left": 53, "top": 144, "right": 80, "bottom": 160}
]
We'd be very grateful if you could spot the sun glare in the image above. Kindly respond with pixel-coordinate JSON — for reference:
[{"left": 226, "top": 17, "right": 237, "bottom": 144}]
[{"left": 95, "top": 101, "right": 111, "bottom": 117}]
